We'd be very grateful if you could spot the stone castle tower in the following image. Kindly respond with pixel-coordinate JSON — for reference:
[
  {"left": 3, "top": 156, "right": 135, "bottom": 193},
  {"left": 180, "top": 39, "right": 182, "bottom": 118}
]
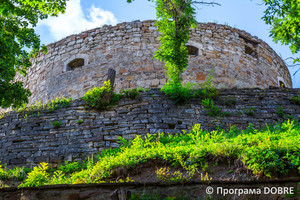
[{"left": 16, "top": 20, "right": 292, "bottom": 105}]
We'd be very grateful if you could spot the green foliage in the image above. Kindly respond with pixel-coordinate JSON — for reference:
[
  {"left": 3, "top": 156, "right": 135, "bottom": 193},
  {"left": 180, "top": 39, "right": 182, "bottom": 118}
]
[
  {"left": 0, "top": 112, "right": 7, "bottom": 120},
  {"left": 0, "top": 0, "right": 67, "bottom": 109},
  {"left": 290, "top": 95, "right": 300, "bottom": 105},
  {"left": 82, "top": 80, "right": 121, "bottom": 110},
  {"left": 154, "top": 0, "right": 197, "bottom": 86},
  {"left": 161, "top": 81, "right": 197, "bottom": 104},
  {"left": 276, "top": 106, "right": 284, "bottom": 117},
  {"left": 129, "top": 193, "right": 181, "bottom": 200},
  {"left": 58, "top": 161, "right": 87, "bottom": 174},
  {"left": 224, "top": 97, "right": 237, "bottom": 106},
  {"left": 155, "top": 167, "right": 188, "bottom": 182},
  {"left": 15, "top": 97, "right": 72, "bottom": 113},
  {"left": 244, "top": 107, "right": 255, "bottom": 116},
  {"left": 128, "top": 0, "right": 220, "bottom": 100},
  {"left": 19, "top": 163, "right": 49, "bottom": 187},
  {"left": 120, "top": 87, "right": 144, "bottom": 99},
  {"left": 47, "top": 97, "right": 72, "bottom": 112},
  {"left": 262, "top": 0, "right": 300, "bottom": 64},
  {"left": 5, "top": 120, "right": 299, "bottom": 187},
  {"left": 161, "top": 70, "right": 219, "bottom": 104},
  {"left": 76, "top": 119, "right": 83, "bottom": 124},
  {"left": 50, "top": 121, "right": 62, "bottom": 129},
  {"left": 0, "top": 164, "right": 30, "bottom": 181},
  {"left": 201, "top": 98, "right": 220, "bottom": 117}
]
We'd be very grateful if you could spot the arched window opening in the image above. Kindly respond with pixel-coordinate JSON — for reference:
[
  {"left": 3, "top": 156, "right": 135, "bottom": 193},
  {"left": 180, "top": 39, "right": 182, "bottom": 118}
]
[
  {"left": 67, "top": 58, "right": 84, "bottom": 71},
  {"left": 279, "top": 81, "right": 286, "bottom": 88},
  {"left": 187, "top": 45, "right": 199, "bottom": 56}
]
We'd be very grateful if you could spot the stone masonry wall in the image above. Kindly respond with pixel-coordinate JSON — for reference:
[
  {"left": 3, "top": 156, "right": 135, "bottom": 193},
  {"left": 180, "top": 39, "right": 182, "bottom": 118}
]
[
  {"left": 0, "top": 88, "right": 299, "bottom": 166},
  {"left": 0, "top": 180, "right": 299, "bottom": 200},
  {"left": 15, "top": 20, "right": 292, "bottom": 106}
]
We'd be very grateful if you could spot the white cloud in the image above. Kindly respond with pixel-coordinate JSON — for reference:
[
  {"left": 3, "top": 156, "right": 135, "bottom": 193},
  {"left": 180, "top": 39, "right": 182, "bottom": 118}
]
[{"left": 38, "top": 0, "right": 118, "bottom": 40}]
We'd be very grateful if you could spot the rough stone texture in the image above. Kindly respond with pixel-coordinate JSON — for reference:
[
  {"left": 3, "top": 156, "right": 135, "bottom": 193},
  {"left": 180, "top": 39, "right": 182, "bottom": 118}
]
[
  {"left": 0, "top": 88, "right": 299, "bottom": 166},
  {"left": 15, "top": 20, "right": 292, "bottom": 106},
  {"left": 0, "top": 180, "right": 299, "bottom": 200}
]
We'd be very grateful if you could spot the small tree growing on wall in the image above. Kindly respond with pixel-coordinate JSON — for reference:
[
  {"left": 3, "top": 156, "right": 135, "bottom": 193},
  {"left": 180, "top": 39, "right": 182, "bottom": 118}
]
[{"left": 127, "top": 0, "right": 220, "bottom": 101}]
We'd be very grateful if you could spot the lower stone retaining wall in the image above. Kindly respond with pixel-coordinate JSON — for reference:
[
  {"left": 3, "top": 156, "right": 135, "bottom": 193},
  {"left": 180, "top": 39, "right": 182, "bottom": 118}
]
[
  {"left": 0, "top": 180, "right": 299, "bottom": 200},
  {"left": 0, "top": 88, "right": 299, "bottom": 166}
]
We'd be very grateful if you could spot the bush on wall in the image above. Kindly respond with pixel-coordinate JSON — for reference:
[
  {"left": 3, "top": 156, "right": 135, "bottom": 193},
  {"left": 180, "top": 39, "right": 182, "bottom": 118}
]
[{"left": 82, "top": 80, "right": 120, "bottom": 110}]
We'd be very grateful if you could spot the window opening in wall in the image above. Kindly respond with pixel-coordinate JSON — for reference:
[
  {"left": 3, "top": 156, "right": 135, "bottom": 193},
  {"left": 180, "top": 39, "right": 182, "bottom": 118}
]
[
  {"left": 67, "top": 58, "right": 84, "bottom": 71},
  {"left": 239, "top": 34, "right": 259, "bottom": 58},
  {"left": 279, "top": 81, "right": 286, "bottom": 88},
  {"left": 187, "top": 45, "right": 199, "bottom": 56},
  {"left": 245, "top": 45, "right": 257, "bottom": 57}
]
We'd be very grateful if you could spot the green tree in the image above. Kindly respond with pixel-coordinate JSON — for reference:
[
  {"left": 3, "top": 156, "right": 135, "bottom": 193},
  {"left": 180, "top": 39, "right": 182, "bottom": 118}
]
[
  {"left": 262, "top": 0, "right": 300, "bottom": 66},
  {"left": 127, "top": 0, "right": 219, "bottom": 90},
  {"left": 0, "top": 0, "right": 67, "bottom": 109}
]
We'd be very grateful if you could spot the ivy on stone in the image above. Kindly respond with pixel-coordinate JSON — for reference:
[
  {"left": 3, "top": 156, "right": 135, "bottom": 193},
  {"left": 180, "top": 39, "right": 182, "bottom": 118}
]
[{"left": 127, "top": 0, "right": 219, "bottom": 93}]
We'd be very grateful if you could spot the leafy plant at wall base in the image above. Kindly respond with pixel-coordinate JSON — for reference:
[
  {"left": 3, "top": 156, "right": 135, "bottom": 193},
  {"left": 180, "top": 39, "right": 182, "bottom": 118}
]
[
  {"left": 0, "top": 164, "right": 29, "bottom": 181},
  {"left": 19, "top": 163, "right": 49, "bottom": 187},
  {"left": 58, "top": 161, "right": 87, "bottom": 174},
  {"left": 51, "top": 121, "right": 63, "bottom": 129}
]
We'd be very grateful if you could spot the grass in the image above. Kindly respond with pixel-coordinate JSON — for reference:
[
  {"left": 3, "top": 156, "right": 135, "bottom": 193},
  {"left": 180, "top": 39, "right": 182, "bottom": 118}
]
[
  {"left": 13, "top": 96, "right": 72, "bottom": 114},
  {"left": 0, "top": 120, "right": 299, "bottom": 188}
]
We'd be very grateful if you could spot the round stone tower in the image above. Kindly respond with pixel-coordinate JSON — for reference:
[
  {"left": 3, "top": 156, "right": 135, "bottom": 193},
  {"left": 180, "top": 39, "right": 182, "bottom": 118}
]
[{"left": 16, "top": 20, "right": 292, "bottom": 104}]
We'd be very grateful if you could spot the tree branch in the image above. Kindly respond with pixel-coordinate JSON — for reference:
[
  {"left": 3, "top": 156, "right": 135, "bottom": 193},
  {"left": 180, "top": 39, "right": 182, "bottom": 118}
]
[{"left": 192, "top": 0, "right": 221, "bottom": 7}]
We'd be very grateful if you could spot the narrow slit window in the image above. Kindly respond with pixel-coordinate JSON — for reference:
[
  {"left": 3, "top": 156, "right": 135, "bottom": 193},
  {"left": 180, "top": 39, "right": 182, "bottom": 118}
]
[
  {"left": 187, "top": 45, "right": 199, "bottom": 56},
  {"left": 67, "top": 58, "right": 84, "bottom": 71}
]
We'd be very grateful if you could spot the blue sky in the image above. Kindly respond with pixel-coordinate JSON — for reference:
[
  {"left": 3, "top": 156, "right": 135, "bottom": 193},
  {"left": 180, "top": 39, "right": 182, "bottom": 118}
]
[{"left": 36, "top": 0, "right": 300, "bottom": 88}]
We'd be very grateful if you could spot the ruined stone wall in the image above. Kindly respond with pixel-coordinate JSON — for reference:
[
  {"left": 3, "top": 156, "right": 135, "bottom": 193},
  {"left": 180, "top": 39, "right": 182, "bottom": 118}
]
[
  {"left": 16, "top": 20, "right": 292, "bottom": 105},
  {"left": 0, "top": 88, "right": 299, "bottom": 166}
]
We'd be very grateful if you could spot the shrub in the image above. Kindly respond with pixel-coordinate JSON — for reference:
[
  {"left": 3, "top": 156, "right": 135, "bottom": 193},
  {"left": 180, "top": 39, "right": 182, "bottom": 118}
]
[
  {"left": 76, "top": 119, "right": 83, "bottom": 124},
  {"left": 161, "top": 70, "right": 219, "bottom": 104},
  {"left": 224, "top": 97, "right": 237, "bottom": 106},
  {"left": 120, "top": 87, "right": 144, "bottom": 99},
  {"left": 201, "top": 98, "right": 220, "bottom": 117},
  {"left": 19, "top": 163, "right": 49, "bottom": 187},
  {"left": 290, "top": 94, "right": 300, "bottom": 105},
  {"left": 82, "top": 80, "right": 120, "bottom": 110},
  {"left": 161, "top": 81, "right": 197, "bottom": 104},
  {"left": 51, "top": 121, "right": 63, "bottom": 128},
  {"left": 155, "top": 167, "right": 187, "bottom": 182},
  {"left": 47, "top": 97, "right": 72, "bottom": 112},
  {"left": 276, "top": 106, "right": 284, "bottom": 117},
  {"left": 244, "top": 107, "right": 255, "bottom": 116}
]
